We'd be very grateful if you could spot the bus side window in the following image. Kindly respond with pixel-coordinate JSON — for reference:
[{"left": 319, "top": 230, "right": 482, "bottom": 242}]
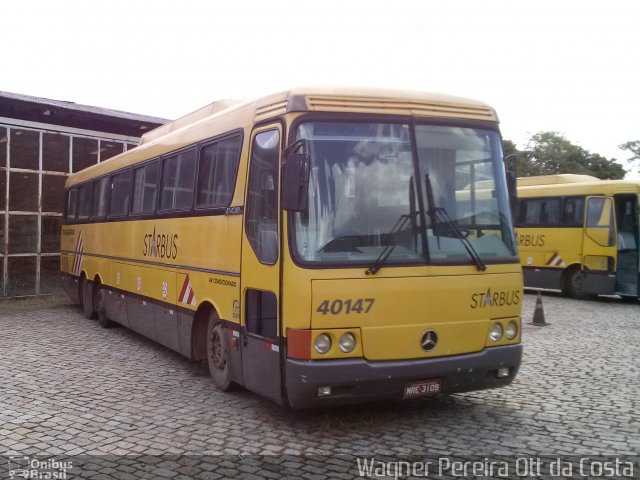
[
  {"left": 160, "top": 149, "right": 196, "bottom": 211},
  {"left": 245, "top": 130, "right": 280, "bottom": 264},
  {"left": 197, "top": 136, "right": 241, "bottom": 208},
  {"left": 77, "top": 183, "right": 92, "bottom": 221},
  {"left": 520, "top": 199, "right": 540, "bottom": 226},
  {"left": 539, "top": 198, "right": 560, "bottom": 225},
  {"left": 91, "top": 176, "right": 110, "bottom": 220},
  {"left": 109, "top": 170, "right": 132, "bottom": 217},
  {"left": 65, "top": 189, "right": 78, "bottom": 221},
  {"left": 132, "top": 161, "right": 159, "bottom": 214},
  {"left": 562, "top": 197, "right": 584, "bottom": 226},
  {"left": 521, "top": 198, "right": 560, "bottom": 226}
]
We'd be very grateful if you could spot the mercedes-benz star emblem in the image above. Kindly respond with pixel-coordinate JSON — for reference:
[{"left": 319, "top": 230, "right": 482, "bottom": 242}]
[{"left": 420, "top": 330, "right": 438, "bottom": 352}]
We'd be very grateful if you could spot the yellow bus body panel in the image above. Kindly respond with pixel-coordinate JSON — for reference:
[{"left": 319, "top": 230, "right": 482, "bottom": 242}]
[
  {"left": 310, "top": 270, "right": 521, "bottom": 360},
  {"left": 61, "top": 215, "right": 243, "bottom": 323},
  {"left": 516, "top": 227, "right": 584, "bottom": 269}
]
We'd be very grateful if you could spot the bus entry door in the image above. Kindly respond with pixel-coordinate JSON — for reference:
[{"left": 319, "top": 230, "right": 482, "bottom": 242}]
[
  {"left": 583, "top": 196, "right": 617, "bottom": 289},
  {"left": 239, "top": 125, "right": 284, "bottom": 404},
  {"left": 614, "top": 194, "right": 639, "bottom": 296}
]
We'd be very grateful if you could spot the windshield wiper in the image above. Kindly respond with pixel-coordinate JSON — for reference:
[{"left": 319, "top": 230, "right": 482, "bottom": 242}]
[
  {"left": 425, "top": 174, "right": 487, "bottom": 271},
  {"left": 366, "top": 178, "right": 418, "bottom": 275}
]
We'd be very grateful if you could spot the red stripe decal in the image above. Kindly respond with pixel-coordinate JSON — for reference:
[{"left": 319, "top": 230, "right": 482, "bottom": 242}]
[{"left": 179, "top": 276, "right": 189, "bottom": 302}]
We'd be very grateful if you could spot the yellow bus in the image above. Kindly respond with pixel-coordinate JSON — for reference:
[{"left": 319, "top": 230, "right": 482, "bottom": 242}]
[
  {"left": 516, "top": 174, "right": 639, "bottom": 299},
  {"left": 61, "top": 87, "right": 523, "bottom": 408}
]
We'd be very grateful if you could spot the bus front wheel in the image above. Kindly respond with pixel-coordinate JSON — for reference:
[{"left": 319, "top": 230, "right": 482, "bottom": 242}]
[
  {"left": 565, "top": 268, "right": 588, "bottom": 299},
  {"left": 207, "top": 317, "right": 233, "bottom": 391}
]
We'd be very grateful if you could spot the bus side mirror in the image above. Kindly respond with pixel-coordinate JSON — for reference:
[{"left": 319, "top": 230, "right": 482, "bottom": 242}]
[{"left": 281, "top": 153, "right": 310, "bottom": 212}]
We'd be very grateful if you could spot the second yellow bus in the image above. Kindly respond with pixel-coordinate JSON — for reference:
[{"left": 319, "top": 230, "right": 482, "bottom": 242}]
[{"left": 516, "top": 174, "right": 639, "bottom": 299}]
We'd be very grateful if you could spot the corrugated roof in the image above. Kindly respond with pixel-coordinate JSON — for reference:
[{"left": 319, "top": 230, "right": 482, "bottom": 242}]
[{"left": 0, "top": 90, "right": 169, "bottom": 124}]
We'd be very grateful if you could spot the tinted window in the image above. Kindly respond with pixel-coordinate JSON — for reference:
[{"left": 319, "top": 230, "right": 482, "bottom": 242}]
[
  {"left": 65, "top": 189, "right": 78, "bottom": 221},
  {"left": 132, "top": 161, "right": 159, "bottom": 214},
  {"left": 245, "top": 130, "right": 280, "bottom": 264},
  {"left": 562, "top": 197, "right": 584, "bottom": 226},
  {"left": 245, "top": 289, "right": 277, "bottom": 340},
  {"left": 197, "top": 136, "right": 241, "bottom": 207},
  {"left": 160, "top": 149, "right": 196, "bottom": 210},
  {"left": 109, "top": 170, "right": 131, "bottom": 217},
  {"left": 519, "top": 198, "right": 561, "bottom": 226},
  {"left": 77, "top": 183, "right": 92, "bottom": 220},
  {"left": 91, "top": 177, "right": 109, "bottom": 219}
]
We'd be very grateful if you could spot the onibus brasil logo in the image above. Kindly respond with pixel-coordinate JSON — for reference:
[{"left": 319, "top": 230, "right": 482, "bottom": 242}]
[{"left": 8, "top": 456, "right": 73, "bottom": 479}]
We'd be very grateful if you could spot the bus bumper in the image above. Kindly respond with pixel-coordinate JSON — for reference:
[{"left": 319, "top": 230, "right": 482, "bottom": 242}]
[{"left": 285, "top": 344, "right": 522, "bottom": 409}]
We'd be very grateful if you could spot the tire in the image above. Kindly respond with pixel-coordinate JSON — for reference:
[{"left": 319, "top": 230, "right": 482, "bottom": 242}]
[
  {"left": 565, "top": 268, "right": 588, "bottom": 299},
  {"left": 81, "top": 276, "right": 97, "bottom": 319},
  {"left": 207, "top": 316, "right": 233, "bottom": 391},
  {"left": 94, "top": 282, "right": 115, "bottom": 328}
]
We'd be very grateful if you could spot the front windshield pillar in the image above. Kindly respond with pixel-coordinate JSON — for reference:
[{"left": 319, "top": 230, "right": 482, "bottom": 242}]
[{"left": 409, "top": 119, "right": 429, "bottom": 263}]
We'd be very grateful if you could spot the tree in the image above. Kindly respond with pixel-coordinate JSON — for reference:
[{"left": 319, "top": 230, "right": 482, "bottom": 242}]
[
  {"left": 503, "top": 131, "right": 626, "bottom": 180},
  {"left": 620, "top": 140, "right": 640, "bottom": 172},
  {"left": 501, "top": 139, "right": 539, "bottom": 177}
]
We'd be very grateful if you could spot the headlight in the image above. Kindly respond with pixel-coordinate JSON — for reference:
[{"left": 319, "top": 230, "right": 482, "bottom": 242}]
[
  {"left": 314, "top": 333, "right": 332, "bottom": 354},
  {"left": 488, "top": 322, "right": 503, "bottom": 342},
  {"left": 505, "top": 320, "right": 518, "bottom": 340},
  {"left": 338, "top": 332, "right": 356, "bottom": 353}
]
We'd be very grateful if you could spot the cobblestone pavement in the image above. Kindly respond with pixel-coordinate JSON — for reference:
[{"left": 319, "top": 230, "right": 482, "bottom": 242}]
[{"left": 0, "top": 293, "right": 638, "bottom": 478}]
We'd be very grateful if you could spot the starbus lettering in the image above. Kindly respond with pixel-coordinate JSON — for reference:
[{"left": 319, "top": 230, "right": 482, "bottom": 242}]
[
  {"left": 143, "top": 226, "right": 179, "bottom": 259},
  {"left": 470, "top": 288, "right": 521, "bottom": 308},
  {"left": 517, "top": 234, "right": 545, "bottom": 247}
]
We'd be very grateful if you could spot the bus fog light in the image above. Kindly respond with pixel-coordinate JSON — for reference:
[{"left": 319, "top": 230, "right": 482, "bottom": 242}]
[
  {"left": 505, "top": 320, "right": 518, "bottom": 340},
  {"left": 497, "top": 367, "right": 510, "bottom": 378},
  {"left": 314, "top": 333, "right": 332, "bottom": 354},
  {"left": 338, "top": 332, "right": 356, "bottom": 353},
  {"left": 317, "top": 386, "right": 332, "bottom": 397},
  {"left": 488, "top": 322, "right": 503, "bottom": 342}
]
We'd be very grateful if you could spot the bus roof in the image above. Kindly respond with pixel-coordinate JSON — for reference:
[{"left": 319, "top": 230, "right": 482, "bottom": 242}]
[
  {"left": 518, "top": 175, "right": 640, "bottom": 196},
  {"left": 66, "top": 87, "right": 498, "bottom": 187},
  {"left": 517, "top": 174, "right": 600, "bottom": 186}
]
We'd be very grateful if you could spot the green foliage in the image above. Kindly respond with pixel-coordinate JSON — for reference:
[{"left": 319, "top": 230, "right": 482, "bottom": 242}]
[
  {"left": 502, "top": 131, "right": 626, "bottom": 180},
  {"left": 502, "top": 139, "right": 538, "bottom": 177},
  {"left": 619, "top": 140, "right": 640, "bottom": 172}
]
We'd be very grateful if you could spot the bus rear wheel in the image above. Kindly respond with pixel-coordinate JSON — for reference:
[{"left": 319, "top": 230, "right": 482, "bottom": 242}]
[
  {"left": 94, "top": 282, "right": 115, "bottom": 328},
  {"left": 207, "top": 316, "right": 233, "bottom": 391},
  {"left": 81, "top": 276, "right": 96, "bottom": 319}
]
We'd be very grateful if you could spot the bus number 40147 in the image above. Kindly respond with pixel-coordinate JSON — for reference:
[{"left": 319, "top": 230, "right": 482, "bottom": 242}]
[{"left": 316, "top": 298, "right": 375, "bottom": 315}]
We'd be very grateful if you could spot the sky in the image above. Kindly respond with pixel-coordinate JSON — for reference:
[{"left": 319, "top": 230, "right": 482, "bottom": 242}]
[{"left": 2, "top": 0, "right": 639, "bottom": 176}]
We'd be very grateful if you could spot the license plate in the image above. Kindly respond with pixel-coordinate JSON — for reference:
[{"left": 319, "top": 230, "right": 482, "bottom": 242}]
[{"left": 404, "top": 379, "right": 442, "bottom": 399}]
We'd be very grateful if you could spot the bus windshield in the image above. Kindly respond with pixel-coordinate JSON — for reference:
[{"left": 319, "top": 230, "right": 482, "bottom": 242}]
[{"left": 291, "top": 121, "right": 516, "bottom": 267}]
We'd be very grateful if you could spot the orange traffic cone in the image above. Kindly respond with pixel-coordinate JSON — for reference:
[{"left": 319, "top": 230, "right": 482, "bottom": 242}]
[{"left": 530, "top": 291, "right": 548, "bottom": 326}]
